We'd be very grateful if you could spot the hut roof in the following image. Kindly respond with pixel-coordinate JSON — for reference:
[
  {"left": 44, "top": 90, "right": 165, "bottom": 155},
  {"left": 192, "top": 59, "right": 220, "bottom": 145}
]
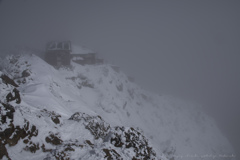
[{"left": 46, "top": 41, "right": 71, "bottom": 51}]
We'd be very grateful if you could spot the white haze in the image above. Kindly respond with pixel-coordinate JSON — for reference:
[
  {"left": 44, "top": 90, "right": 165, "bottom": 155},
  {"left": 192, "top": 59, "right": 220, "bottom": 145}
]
[{"left": 0, "top": 0, "right": 239, "bottom": 156}]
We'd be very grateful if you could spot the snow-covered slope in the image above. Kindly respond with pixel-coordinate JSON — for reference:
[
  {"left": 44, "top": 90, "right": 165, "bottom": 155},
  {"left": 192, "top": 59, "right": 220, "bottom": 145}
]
[{"left": 0, "top": 53, "right": 235, "bottom": 160}]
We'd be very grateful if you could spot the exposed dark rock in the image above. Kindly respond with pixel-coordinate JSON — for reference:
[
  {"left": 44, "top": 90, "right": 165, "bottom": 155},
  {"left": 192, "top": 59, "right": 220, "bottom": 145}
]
[
  {"left": 132, "top": 157, "right": 141, "bottom": 160},
  {"left": 24, "top": 142, "right": 40, "bottom": 153},
  {"left": 6, "top": 92, "right": 15, "bottom": 103},
  {"left": 0, "top": 141, "right": 10, "bottom": 160},
  {"left": 45, "top": 133, "right": 63, "bottom": 145},
  {"left": 41, "top": 109, "right": 61, "bottom": 125},
  {"left": 69, "top": 112, "right": 158, "bottom": 159},
  {"left": 22, "top": 69, "right": 31, "bottom": 77},
  {"left": 23, "top": 139, "right": 29, "bottom": 144},
  {"left": 4, "top": 122, "right": 38, "bottom": 146},
  {"left": 69, "top": 112, "right": 110, "bottom": 139},
  {"left": 0, "top": 103, "right": 15, "bottom": 124},
  {"left": 51, "top": 115, "right": 61, "bottom": 124},
  {"left": 103, "top": 148, "right": 122, "bottom": 160},
  {"left": 41, "top": 144, "right": 53, "bottom": 152},
  {"left": 111, "top": 128, "right": 124, "bottom": 148},
  {"left": 111, "top": 127, "right": 156, "bottom": 159},
  {"left": 0, "top": 119, "right": 38, "bottom": 158},
  {"left": 64, "top": 145, "right": 75, "bottom": 152},
  {"left": 1, "top": 103, "right": 15, "bottom": 113},
  {"left": 42, "top": 143, "right": 73, "bottom": 160},
  {"left": 6, "top": 88, "right": 21, "bottom": 104},
  {"left": 54, "top": 151, "right": 70, "bottom": 160},
  {"left": 0, "top": 74, "right": 19, "bottom": 87},
  {"left": 85, "top": 140, "right": 94, "bottom": 147}
]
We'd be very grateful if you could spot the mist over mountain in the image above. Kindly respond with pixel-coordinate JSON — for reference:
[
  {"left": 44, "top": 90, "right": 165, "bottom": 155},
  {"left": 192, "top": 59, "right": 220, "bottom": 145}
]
[
  {"left": 0, "top": 48, "right": 236, "bottom": 159},
  {"left": 0, "top": 0, "right": 239, "bottom": 158}
]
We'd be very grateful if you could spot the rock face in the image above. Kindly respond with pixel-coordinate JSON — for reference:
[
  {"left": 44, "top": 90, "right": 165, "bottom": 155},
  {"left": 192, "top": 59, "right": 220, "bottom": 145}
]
[
  {"left": 0, "top": 77, "right": 38, "bottom": 159},
  {"left": 0, "top": 53, "right": 236, "bottom": 160},
  {"left": 69, "top": 112, "right": 157, "bottom": 159}
]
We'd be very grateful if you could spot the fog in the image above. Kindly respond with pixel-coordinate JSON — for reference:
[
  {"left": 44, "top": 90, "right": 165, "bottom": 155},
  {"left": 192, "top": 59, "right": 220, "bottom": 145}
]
[{"left": 0, "top": 0, "right": 240, "bottom": 155}]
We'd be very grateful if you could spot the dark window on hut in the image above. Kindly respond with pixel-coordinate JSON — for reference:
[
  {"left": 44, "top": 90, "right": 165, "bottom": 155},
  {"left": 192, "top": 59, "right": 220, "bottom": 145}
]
[
  {"left": 57, "top": 42, "right": 62, "bottom": 49},
  {"left": 64, "top": 43, "right": 69, "bottom": 50}
]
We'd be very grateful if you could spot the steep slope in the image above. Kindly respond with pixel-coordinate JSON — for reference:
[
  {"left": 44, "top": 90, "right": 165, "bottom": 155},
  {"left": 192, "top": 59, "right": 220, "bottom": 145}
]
[{"left": 0, "top": 53, "right": 235, "bottom": 160}]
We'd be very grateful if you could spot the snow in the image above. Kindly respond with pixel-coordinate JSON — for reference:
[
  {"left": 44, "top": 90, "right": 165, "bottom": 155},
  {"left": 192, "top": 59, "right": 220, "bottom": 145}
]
[
  {"left": 0, "top": 53, "right": 236, "bottom": 160},
  {"left": 71, "top": 44, "right": 94, "bottom": 54}
]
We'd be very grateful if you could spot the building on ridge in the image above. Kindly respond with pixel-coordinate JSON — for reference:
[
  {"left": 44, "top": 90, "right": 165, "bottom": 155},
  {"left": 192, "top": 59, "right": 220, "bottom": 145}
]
[{"left": 45, "top": 41, "right": 103, "bottom": 67}]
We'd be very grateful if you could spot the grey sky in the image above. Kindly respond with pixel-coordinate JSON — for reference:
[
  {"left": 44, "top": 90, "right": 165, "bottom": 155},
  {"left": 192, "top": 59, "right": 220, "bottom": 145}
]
[{"left": 0, "top": 0, "right": 240, "bottom": 155}]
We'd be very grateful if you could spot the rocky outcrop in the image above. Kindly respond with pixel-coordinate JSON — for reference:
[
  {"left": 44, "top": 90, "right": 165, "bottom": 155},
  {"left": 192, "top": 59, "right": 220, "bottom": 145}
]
[
  {"left": 0, "top": 118, "right": 39, "bottom": 158},
  {"left": 0, "top": 72, "right": 38, "bottom": 159},
  {"left": 69, "top": 112, "right": 158, "bottom": 160},
  {"left": 0, "top": 74, "right": 19, "bottom": 87},
  {"left": 69, "top": 112, "right": 110, "bottom": 139},
  {"left": 111, "top": 126, "right": 157, "bottom": 160}
]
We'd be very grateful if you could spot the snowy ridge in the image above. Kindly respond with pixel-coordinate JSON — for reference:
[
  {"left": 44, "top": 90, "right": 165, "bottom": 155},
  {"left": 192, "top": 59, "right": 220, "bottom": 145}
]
[{"left": 0, "top": 53, "right": 235, "bottom": 160}]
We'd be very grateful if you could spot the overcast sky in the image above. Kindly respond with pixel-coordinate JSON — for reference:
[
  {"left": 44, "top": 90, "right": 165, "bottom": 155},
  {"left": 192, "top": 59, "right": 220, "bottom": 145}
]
[{"left": 0, "top": 0, "right": 240, "bottom": 155}]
